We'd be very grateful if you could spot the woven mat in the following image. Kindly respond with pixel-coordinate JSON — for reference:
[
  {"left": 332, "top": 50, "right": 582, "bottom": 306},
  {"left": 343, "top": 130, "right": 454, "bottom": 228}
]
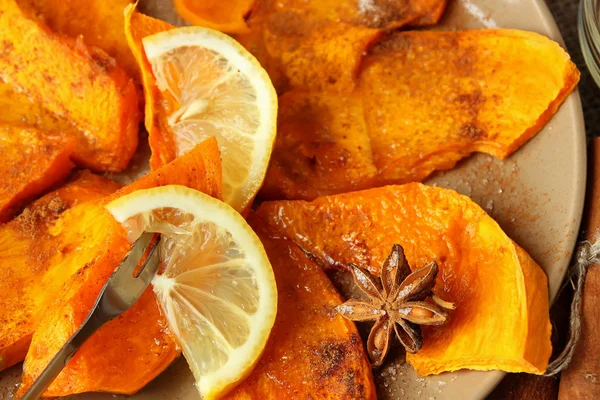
[{"left": 547, "top": 0, "right": 600, "bottom": 138}]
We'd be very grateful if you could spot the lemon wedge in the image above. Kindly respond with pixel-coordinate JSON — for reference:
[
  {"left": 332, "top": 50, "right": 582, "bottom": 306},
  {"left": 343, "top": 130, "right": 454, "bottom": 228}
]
[
  {"left": 105, "top": 185, "right": 277, "bottom": 399},
  {"left": 142, "top": 28, "right": 277, "bottom": 213}
]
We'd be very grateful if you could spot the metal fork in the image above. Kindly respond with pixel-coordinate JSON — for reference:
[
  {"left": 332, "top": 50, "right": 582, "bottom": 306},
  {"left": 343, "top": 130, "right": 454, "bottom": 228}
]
[{"left": 21, "top": 232, "right": 161, "bottom": 400}]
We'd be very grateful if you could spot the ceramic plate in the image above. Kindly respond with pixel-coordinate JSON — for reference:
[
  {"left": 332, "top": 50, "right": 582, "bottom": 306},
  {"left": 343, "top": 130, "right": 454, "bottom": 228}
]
[{"left": 0, "top": 0, "right": 586, "bottom": 399}]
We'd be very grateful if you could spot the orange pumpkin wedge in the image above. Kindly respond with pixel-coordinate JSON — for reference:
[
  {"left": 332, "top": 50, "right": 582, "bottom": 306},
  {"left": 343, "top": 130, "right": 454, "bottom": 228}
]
[
  {"left": 174, "top": 0, "right": 254, "bottom": 34},
  {"left": 255, "top": 183, "right": 552, "bottom": 375},
  {"left": 360, "top": 30, "right": 579, "bottom": 185},
  {"left": 237, "top": 7, "right": 381, "bottom": 93},
  {"left": 260, "top": 29, "right": 580, "bottom": 200},
  {"left": 23, "top": 0, "right": 139, "bottom": 81},
  {"left": 0, "top": 124, "right": 75, "bottom": 223},
  {"left": 260, "top": 90, "right": 379, "bottom": 200},
  {"left": 236, "top": 0, "right": 447, "bottom": 92},
  {"left": 0, "top": 171, "right": 122, "bottom": 372},
  {"left": 225, "top": 220, "right": 376, "bottom": 400},
  {"left": 104, "top": 136, "right": 223, "bottom": 203},
  {"left": 19, "top": 138, "right": 223, "bottom": 397},
  {"left": 0, "top": 0, "right": 140, "bottom": 172}
]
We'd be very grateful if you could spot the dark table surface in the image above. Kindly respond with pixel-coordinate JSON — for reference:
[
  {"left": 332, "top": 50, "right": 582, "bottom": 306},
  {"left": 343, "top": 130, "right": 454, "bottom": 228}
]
[
  {"left": 548, "top": 0, "right": 600, "bottom": 138},
  {"left": 487, "top": 1, "right": 597, "bottom": 398}
]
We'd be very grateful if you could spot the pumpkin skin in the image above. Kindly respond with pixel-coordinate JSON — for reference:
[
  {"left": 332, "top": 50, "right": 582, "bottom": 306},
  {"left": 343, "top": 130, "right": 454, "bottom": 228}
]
[
  {"left": 0, "top": 171, "right": 122, "bottom": 372},
  {"left": 255, "top": 183, "right": 552, "bottom": 375},
  {"left": 225, "top": 221, "right": 376, "bottom": 400},
  {"left": 17, "top": 139, "right": 222, "bottom": 397},
  {"left": 124, "top": 4, "right": 176, "bottom": 170}
]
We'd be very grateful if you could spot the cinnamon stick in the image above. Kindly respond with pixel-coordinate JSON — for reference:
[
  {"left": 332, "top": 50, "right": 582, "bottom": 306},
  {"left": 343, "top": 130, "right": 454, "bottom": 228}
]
[{"left": 558, "top": 138, "right": 600, "bottom": 399}]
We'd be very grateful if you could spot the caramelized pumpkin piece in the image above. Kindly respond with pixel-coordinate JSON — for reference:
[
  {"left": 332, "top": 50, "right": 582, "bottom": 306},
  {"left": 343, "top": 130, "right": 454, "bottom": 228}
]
[
  {"left": 360, "top": 30, "right": 580, "bottom": 184},
  {"left": 238, "top": 4, "right": 380, "bottom": 93},
  {"left": 0, "top": 0, "right": 140, "bottom": 172},
  {"left": 174, "top": 0, "right": 254, "bottom": 34},
  {"left": 23, "top": 0, "right": 139, "bottom": 81},
  {"left": 104, "top": 136, "right": 223, "bottom": 203},
  {"left": 0, "top": 124, "right": 74, "bottom": 223},
  {"left": 226, "top": 222, "right": 376, "bottom": 400},
  {"left": 237, "top": 0, "right": 447, "bottom": 92},
  {"left": 261, "top": 91, "right": 378, "bottom": 200},
  {"left": 124, "top": 4, "right": 175, "bottom": 169},
  {"left": 0, "top": 172, "right": 122, "bottom": 372},
  {"left": 255, "top": 183, "right": 552, "bottom": 375},
  {"left": 261, "top": 30, "right": 580, "bottom": 200},
  {"left": 19, "top": 138, "right": 223, "bottom": 396}
]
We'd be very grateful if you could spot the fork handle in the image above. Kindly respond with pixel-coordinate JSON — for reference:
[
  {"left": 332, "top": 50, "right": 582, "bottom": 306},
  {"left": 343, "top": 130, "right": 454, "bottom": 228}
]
[{"left": 20, "top": 296, "right": 112, "bottom": 399}]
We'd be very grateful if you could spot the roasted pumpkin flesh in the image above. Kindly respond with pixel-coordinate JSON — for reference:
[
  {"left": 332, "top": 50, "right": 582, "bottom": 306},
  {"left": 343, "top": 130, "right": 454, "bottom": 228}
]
[
  {"left": 0, "top": 124, "right": 74, "bottom": 223},
  {"left": 23, "top": 0, "right": 140, "bottom": 81},
  {"left": 225, "top": 221, "right": 376, "bottom": 400},
  {"left": 0, "top": 172, "right": 122, "bottom": 372},
  {"left": 255, "top": 183, "right": 552, "bottom": 375},
  {"left": 236, "top": 0, "right": 447, "bottom": 92}
]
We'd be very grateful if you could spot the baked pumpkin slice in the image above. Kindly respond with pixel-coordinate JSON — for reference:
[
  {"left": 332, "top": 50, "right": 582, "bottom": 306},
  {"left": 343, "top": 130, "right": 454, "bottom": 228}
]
[
  {"left": 260, "top": 29, "right": 579, "bottom": 200},
  {"left": 260, "top": 90, "right": 379, "bottom": 200},
  {"left": 0, "top": 171, "right": 122, "bottom": 372},
  {"left": 20, "top": 219, "right": 172, "bottom": 396},
  {"left": 225, "top": 220, "right": 376, "bottom": 400},
  {"left": 237, "top": 5, "right": 381, "bottom": 93},
  {"left": 22, "top": 0, "right": 140, "bottom": 81},
  {"left": 0, "top": 124, "right": 75, "bottom": 223},
  {"left": 0, "top": 0, "right": 140, "bottom": 172},
  {"left": 236, "top": 0, "right": 448, "bottom": 92},
  {"left": 360, "top": 29, "right": 580, "bottom": 185},
  {"left": 255, "top": 183, "right": 552, "bottom": 375},
  {"left": 174, "top": 0, "right": 255, "bottom": 34},
  {"left": 18, "top": 138, "right": 222, "bottom": 396}
]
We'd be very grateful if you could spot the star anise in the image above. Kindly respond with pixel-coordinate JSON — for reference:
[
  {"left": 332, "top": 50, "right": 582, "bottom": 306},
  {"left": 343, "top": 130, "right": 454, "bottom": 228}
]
[{"left": 335, "top": 244, "right": 455, "bottom": 367}]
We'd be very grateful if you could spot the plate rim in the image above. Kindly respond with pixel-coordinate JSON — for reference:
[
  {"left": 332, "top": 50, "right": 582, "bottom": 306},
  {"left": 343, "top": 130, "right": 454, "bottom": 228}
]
[{"left": 478, "top": 0, "right": 587, "bottom": 397}]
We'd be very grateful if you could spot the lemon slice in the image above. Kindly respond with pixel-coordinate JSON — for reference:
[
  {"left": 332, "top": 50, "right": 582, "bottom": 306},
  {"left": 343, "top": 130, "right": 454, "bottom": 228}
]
[
  {"left": 105, "top": 185, "right": 277, "bottom": 399},
  {"left": 142, "top": 27, "right": 278, "bottom": 213}
]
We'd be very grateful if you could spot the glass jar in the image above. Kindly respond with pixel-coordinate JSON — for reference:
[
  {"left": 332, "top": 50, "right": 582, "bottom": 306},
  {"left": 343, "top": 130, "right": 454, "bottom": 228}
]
[{"left": 579, "top": 0, "right": 600, "bottom": 86}]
